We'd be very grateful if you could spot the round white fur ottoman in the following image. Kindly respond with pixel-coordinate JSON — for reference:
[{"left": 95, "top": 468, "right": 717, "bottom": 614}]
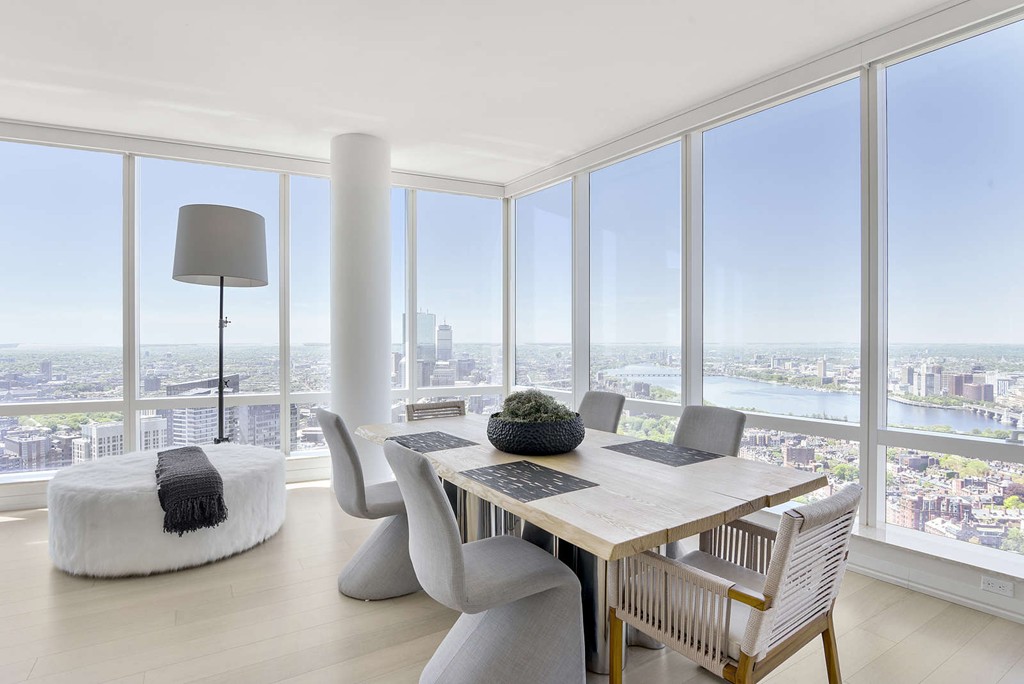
[{"left": 48, "top": 443, "right": 286, "bottom": 577}]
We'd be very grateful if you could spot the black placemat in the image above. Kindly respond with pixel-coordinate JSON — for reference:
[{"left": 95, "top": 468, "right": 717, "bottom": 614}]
[
  {"left": 604, "top": 440, "right": 726, "bottom": 467},
  {"left": 460, "top": 460, "right": 598, "bottom": 502},
  {"left": 386, "top": 431, "right": 478, "bottom": 453}
]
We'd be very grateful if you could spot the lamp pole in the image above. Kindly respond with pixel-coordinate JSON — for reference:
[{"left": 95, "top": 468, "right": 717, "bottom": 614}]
[{"left": 215, "top": 276, "right": 230, "bottom": 444}]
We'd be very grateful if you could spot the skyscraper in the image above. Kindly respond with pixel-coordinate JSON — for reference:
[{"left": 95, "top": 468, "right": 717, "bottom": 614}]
[
  {"left": 437, "top": 322, "right": 452, "bottom": 361},
  {"left": 404, "top": 312, "right": 438, "bottom": 363},
  {"left": 77, "top": 421, "right": 125, "bottom": 460}
]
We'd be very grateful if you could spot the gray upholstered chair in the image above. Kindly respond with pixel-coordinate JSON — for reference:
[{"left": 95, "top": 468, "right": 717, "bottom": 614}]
[
  {"left": 672, "top": 405, "right": 746, "bottom": 456},
  {"left": 666, "top": 406, "right": 747, "bottom": 562},
  {"left": 317, "top": 408, "right": 420, "bottom": 600},
  {"left": 384, "top": 441, "right": 586, "bottom": 684},
  {"left": 578, "top": 390, "right": 626, "bottom": 433}
]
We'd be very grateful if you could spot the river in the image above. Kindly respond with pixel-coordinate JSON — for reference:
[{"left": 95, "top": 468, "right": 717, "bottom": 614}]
[{"left": 607, "top": 365, "right": 1005, "bottom": 432}]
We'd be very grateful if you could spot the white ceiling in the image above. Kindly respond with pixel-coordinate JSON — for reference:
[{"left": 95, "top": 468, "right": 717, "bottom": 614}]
[{"left": 0, "top": 0, "right": 950, "bottom": 183}]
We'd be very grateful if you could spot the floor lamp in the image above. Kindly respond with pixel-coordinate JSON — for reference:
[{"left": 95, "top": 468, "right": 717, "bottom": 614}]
[{"left": 172, "top": 204, "right": 268, "bottom": 444}]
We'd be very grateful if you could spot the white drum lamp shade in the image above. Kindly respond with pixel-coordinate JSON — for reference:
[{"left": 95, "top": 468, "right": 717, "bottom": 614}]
[{"left": 172, "top": 204, "right": 268, "bottom": 287}]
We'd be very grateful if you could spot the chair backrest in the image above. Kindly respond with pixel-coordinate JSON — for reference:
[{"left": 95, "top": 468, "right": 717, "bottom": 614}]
[
  {"left": 741, "top": 484, "right": 863, "bottom": 660},
  {"left": 316, "top": 408, "right": 369, "bottom": 519},
  {"left": 578, "top": 391, "right": 626, "bottom": 433},
  {"left": 673, "top": 406, "right": 746, "bottom": 456},
  {"left": 383, "top": 441, "right": 466, "bottom": 610},
  {"left": 405, "top": 400, "right": 467, "bottom": 422}
]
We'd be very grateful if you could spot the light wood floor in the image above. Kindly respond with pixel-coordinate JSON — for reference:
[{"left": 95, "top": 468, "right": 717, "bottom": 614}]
[{"left": 1, "top": 482, "right": 1023, "bottom": 684}]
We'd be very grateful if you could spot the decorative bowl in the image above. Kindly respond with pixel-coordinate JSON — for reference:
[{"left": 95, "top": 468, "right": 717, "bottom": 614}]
[{"left": 486, "top": 412, "right": 586, "bottom": 456}]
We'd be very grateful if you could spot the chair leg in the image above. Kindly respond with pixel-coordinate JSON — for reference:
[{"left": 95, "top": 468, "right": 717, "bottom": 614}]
[
  {"left": 821, "top": 612, "right": 842, "bottom": 684},
  {"left": 735, "top": 653, "right": 756, "bottom": 684},
  {"left": 609, "top": 608, "right": 623, "bottom": 684}
]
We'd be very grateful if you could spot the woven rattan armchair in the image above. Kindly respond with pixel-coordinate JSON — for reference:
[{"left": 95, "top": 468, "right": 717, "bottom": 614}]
[
  {"left": 405, "top": 399, "right": 466, "bottom": 421},
  {"left": 609, "top": 484, "right": 862, "bottom": 684}
]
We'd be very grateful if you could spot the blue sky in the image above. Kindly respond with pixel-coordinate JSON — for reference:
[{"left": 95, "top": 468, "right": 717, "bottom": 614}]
[
  {"left": 415, "top": 191, "right": 503, "bottom": 344},
  {"left": 1, "top": 19, "right": 1021, "bottom": 348},
  {"left": 591, "top": 142, "right": 682, "bottom": 347},
  {"left": 516, "top": 180, "right": 572, "bottom": 344},
  {"left": 703, "top": 78, "right": 860, "bottom": 345},
  {"left": 886, "top": 19, "right": 1024, "bottom": 344}
]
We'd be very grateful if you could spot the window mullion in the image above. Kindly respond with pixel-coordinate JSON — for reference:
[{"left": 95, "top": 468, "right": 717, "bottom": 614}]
[
  {"left": 123, "top": 153, "right": 138, "bottom": 452},
  {"left": 279, "top": 174, "right": 291, "bottom": 455},
  {"left": 864, "top": 64, "right": 888, "bottom": 528}
]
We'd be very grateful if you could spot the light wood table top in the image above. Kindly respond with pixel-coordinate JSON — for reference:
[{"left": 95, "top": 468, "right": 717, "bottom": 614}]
[{"left": 358, "top": 414, "right": 827, "bottom": 561}]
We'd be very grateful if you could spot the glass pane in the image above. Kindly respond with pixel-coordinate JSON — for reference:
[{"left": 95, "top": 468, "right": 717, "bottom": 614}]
[
  {"left": 618, "top": 412, "right": 678, "bottom": 443},
  {"left": 886, "top": 447, "right": 1023, "bottom": 555},
  {"left": 391, "top": 190, "right": 407, "bottom": 388},
  {"left": 515, "top": 180, "right": 572, "bottom": 391},
  {"left": 138, "top": 158, "right": 280, "bottom": 397},
  {"left": 886, "top": 22, "right": 1024, "bottom": 438},
  {"left": 289, "top": 176, "right": 330, "bottom": 392},
  {"left": 155, "top": 403, "right": 286, "bottom": 449},
  {"left": 740, "top": 429, "right": 856, "bottom": 504},
  {"left": 1, "top": 412, "right": 125, "bottom": 473},
  {"left": 290, "top": 183, "right": 404, "bottom": 392},
  {"left": 291, "top": 402, "right": 328, "bottom": 453},
  {"left": 415, "top": 191, "right": 502, "bottom": 388},
  {"left": 0, "top": 142, "right": 122, "bottom": 403},
  {"left": 703, "top": 80, "right": 861, "bottom": 421},
  {"left": 590, "top": 143, "right": 682, "bottom": 403}
]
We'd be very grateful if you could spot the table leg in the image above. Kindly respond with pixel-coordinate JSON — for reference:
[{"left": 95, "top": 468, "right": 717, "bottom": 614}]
[
  {"left": 610, "top": 607, "right": 624, "bottom": 684},
  {"left": 456, "top": 488, "right": 493, "bottom": 542},
  {"left": 501, "top": 509, "right": 522, "bottom": 537},
  {"left": 575, "top": 549, "right": 626, "bottom": 674}
]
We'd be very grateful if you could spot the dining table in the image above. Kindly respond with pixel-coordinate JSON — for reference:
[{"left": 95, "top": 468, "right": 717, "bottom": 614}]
[{"left": 357, "top": 413, "right": 828, "bottom": 674}]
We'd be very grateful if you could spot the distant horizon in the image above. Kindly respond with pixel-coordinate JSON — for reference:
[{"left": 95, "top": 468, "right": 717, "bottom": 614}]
[{"left": 5, "top": 340, "right": 1024, "bottom": 349}]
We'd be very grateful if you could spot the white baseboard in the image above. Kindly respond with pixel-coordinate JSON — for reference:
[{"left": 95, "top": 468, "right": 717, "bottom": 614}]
[
  {"left": 0, "top": 479, "right": 48, "bottom": 512},
  {"left": 848, "top": 534, "right": 1024, "bottom": 625}
]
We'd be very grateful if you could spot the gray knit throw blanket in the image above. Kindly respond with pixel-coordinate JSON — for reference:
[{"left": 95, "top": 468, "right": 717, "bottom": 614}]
[{"left": 155, "top": 446, "right": 229, "bottom": 536}]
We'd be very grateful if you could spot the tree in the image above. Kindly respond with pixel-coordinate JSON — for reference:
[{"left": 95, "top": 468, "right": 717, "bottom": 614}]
[
  {"left": 830, "top": 463, "right": 858, "bottom": 482},
  {"left": 1001, "top": 528, "right": 1024, "bottom": 555},
  {"left": 1004, "top": 495, "right": 1024, "bottom": 510},
  {"left": 1004, "top": 482, "right": 1024, "bottom": 498}
]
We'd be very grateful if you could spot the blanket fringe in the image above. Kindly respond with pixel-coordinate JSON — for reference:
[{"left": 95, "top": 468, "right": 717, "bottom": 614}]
[{"left": 163, "top": 495, "right": 229, "bottom": 536}]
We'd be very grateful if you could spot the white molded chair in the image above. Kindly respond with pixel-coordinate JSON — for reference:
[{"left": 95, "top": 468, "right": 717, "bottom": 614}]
[
  {"left": 385, "top": 441, "right": 586, "bottom": 684},
  {"left": 609, "top": 484, "right": 863, "bottom": 684},
  {"left": 318, "top": 408, "right": 421, "bottom": 600}
]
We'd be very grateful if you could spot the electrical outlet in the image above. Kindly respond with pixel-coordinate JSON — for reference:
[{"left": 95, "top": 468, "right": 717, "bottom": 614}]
[{"left": 981, "top": 576, "right": 1014, "bottom": 598}]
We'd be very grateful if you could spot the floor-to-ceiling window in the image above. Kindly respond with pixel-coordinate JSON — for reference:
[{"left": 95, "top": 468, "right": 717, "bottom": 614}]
[
  {"left": 883, "top": 19, "right": 1024, "bottom": 555},
  {"left": 0, "top": 142, "right": 123, "bottom": 473},
  {"left": 411, "top": 190, "right": 503, "bottom": 415},
  {"left": 138, "top": 158, "right": 283, "bottom": 449},
  {"left": 290, "top": 175, "right": 331, "bottom": 395},
  {"left": 590, "top": 142, "right": 682, "bottom": 438},
  {"left": 138, "top": 158, "right": 281, "bottom": 399},
  {"left": 515, "top": 180, "right": 573, "bottom": 395},
  {"left": 703, "top": 79, "right": 861, "bottom": 502}
]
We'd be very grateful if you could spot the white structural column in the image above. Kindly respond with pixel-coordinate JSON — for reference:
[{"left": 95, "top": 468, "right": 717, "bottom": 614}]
[{"left": 331, "top": 133, "right": 392, "bottom": 483}]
